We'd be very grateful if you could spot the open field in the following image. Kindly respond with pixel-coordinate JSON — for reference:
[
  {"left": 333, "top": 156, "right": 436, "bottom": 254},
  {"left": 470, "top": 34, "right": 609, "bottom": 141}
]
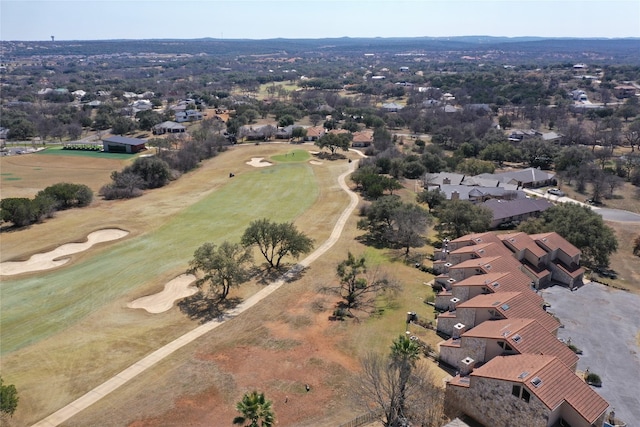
[
  {"left": 0, "top": 148, "right": 131, "bottom": 200},
  {"left": 1, "top": 143, "right": 450, "bottom": 427}
]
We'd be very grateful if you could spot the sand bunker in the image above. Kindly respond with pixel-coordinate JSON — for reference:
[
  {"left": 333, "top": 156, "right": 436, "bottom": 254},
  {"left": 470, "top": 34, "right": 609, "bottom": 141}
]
[
  {"left": 0, "top": 229, "right": 129, "bottom": 276},
  {"left": 309, "top": 160, "right": 323, "bottom": 165},
  {"left": 128, "top": 274, "right": 198, "bottom": 314},
  {"left": 246, "top": 157, "right": 273, "bottom": 167}
]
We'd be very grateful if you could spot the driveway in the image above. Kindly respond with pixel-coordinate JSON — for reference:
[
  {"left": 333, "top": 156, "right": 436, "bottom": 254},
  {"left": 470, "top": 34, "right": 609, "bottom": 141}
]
[
  {"left": 524, "top": 189, "right": 640, "bottom": 223},
  {"left": 541, "top": 283, "right": 640, "bottom": 424}
]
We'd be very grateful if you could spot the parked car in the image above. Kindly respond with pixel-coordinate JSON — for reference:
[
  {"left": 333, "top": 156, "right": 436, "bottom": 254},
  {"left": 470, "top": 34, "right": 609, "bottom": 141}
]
[
  {"left": 594, "top": 267, "right": 617, "bottom": 279},
  {"left": 547, "top": 188, "right": 565, "bottom": 197},
  {"left": 586, "top": 199, "right": 603, "bottom": 206}
]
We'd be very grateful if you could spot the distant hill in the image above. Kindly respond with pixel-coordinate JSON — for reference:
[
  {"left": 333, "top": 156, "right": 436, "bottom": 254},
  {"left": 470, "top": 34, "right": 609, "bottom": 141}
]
[{"left": 3, "top": 37, "right": 639, "bottom": 64}]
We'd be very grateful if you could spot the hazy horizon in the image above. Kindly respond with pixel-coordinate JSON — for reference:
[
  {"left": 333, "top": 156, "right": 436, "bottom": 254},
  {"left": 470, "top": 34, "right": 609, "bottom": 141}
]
[{"left": 2, "top": 0, "right": 639, "bottom": 42}]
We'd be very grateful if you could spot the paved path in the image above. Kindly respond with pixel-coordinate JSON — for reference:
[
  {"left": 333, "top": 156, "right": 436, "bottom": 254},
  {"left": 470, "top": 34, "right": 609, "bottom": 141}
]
[
  {"left": 523, "top": 189, "right": 640, "bottom": 223},
  {"left": 31, "top": 158, "right": 361, "bottom": 427}
]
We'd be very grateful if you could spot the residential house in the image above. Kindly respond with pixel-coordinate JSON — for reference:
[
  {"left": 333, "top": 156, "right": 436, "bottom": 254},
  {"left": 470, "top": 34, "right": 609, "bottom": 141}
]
[
  {"left": 430, "top": 185, "right": 525, "bottom": 202},
  {"left": 424, "top": 172, "right": 466, "bottom": 186},
  {"left": 436, "top": 291, "right": 560, "bottom": 338},
  {"left": 439, "top": 318, "right": 578, "bottom": 372},
  {"left": 175, "top": 109, "right": 203, "bottom": 123},
  {"left": 483, "top": 198, "right": 553, "bottom": 228},
  {"left": 382, "top": 102, "right": 404, "bottom": 112},
  {"left": 475, "top": 167, "right": 556, "bottom": 189},
  {"left": 529, "top": 232, "right": 585, "bottom": 289},
  {"left": 304, "top": 126, "right": 325, "bottom": 141},
  {"left": 351, "top": 130, "right": 374, "bottom": 147},
  {"left": 445, "top": 354, "right": 608, "bottom": 427},
  {"left": 614, "top": 85, "right": 636, "bottom": 98},
  {"left": 153, "top": 121, "right": 186, "bottom": 135}
]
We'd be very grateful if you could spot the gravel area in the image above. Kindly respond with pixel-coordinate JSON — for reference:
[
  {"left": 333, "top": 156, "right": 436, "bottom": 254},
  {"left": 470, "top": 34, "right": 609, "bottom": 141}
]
[{"left": 541, "top": 283, "right": 640, "bottom": 425}]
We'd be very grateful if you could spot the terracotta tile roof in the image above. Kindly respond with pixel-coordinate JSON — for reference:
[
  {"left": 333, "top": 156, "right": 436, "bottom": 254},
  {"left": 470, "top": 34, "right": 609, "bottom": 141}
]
[
  {"left": 305, "top": 126, "right": 325, "bottom": 138},
  {"left": 452, "top": 271, "right": 543, "bottom": 303},
  {"left": 471, "top": 355, "right": 608, "bottom": 424},
  {"left": 449, "top": 255, "right": 523, "bottom": 275},
  {"left": 450, "top": 232, "right": 503, "bottom": 245},
  {"left": 462, "top": 318, "right": 578, "bottom": 368},
  {"left": 531, "top": 232, "right": 581, "bottom": 258},
  {"left": 457, "top": 292, "right": 560, "bottom": 333},
  {"left": 499, "top": 232, "right": 547, "bottom": 258},
  {"left": 450, "top": 242, "right": 512, "bottom": 258},
  {"left": 352, "top": 130, "right": 374, "bottom": 143}
]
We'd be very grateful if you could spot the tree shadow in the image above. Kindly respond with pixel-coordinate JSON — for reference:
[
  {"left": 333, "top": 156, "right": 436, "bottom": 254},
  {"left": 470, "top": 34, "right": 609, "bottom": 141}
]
[
  {"left": 252, "top": 263, "right": 307, "bottom": 285},
  {"left": 178, "top": 292, "right": 242, "bottom": 324},
  {"left": 314, "top": 152, "right": 347, "bottom": 161}
]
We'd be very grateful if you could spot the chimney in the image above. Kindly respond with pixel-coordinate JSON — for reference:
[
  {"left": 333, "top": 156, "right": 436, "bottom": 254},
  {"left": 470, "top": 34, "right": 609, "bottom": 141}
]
[
  {"left": 451, "top": 191, "right": 459, "bottom": 200},
  {"left": 460, "top": 357, "right": 475, "bottom": 376},
  {"left": 453, "top": 322, "right": 466, "bottom": 339},
  {"left": 449, "top": 297, "right": 460, "bottom": 312}
]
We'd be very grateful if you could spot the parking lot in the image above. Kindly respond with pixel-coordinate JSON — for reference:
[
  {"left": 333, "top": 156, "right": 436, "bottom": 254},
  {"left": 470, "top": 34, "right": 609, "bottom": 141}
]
[{"left": 541, "top": 282, "right": 640, "bottom": 424}]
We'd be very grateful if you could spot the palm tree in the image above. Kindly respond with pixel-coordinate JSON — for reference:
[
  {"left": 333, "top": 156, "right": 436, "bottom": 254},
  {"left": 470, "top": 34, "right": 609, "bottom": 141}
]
[
  {"left": 232, "top": 391, "right": 275, "bottom": 427},
  {"left": 390, "top": 335, "right": 421, "bottom": 423}
]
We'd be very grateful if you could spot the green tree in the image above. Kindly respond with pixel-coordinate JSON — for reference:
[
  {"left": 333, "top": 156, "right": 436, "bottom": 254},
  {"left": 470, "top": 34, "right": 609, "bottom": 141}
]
[
  {"left": 333, "top": 252, "right": 394, "bottom": 315},
  {"left": 7, "top": 119, "right": 36, "bottom": 140},
  {"left": 0, "top": 198, "right": 35, "bottom": 227},
  {"left": 241, "top": 219, "right": 313, "bottom": 269},
  {"left": 277, "top": 114, "right": 295, "bottom": 128},
  {"left": 0, "top": 377, "right": 19, "bottom": 417},
  {"left": 136, "top": 110, "right": 163, "bottom": 131},
  {"left": 416, "top": 188, "right": 445, "bottom": 212},
  {"left": 125, "top": 156, "right": 172, "bottom": 189},
  {"left": 390, "top": 203, "right": 432, "bottom": 256},
  {"left": 38, "top": 183, "right": 93, "bottom": 209},
  {"left": 232, "top": 391, "right": 275, "bottom": 427},
  {"left": 291, "top": 126, "right": 307, "bottom": 141},
  {"left": 111, "top": 116, "right": 137, "bottom": 135},
  {"left": 517, "top": 204, "right": 618, "bottom": 267},
  {"left": 315, "top": 133, "right": 352, "bottom": 155},
  {"left": 434, "top": 200, "right": 493, "bottom": 239},
  {"left": 390, "top": 335, "right": 421, "bottom": 422},
  {"left": 188, "top": 241, "right": 253, "bottom": 300},
  {"left": 455, "top": 158, "right": 495, "bottom": 175}
]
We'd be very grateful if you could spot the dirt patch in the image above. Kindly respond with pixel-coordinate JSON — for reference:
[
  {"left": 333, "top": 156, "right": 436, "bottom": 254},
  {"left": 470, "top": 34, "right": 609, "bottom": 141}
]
[
  {"left": 246, "top": 157, "right": 273, "bottom": 167},
  {"left": 127, "top": 293, "right": 359, "bottom": 427},
  {"left": 0, "top": 228, "right": 129, "bottom": 276},
  {"left": 128, "top": 274, "right": 198, "bottom": 314}
]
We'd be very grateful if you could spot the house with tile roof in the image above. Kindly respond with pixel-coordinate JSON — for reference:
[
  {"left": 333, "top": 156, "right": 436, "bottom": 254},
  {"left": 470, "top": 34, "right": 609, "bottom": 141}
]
[
  {"left": 439, "top": 318, "right": 578, "bottom": 372},
  {"left": 351, "top": 130, "right": 374, "bottom": 147},
  {"left": 436, "top": 291, "right": 560, "bottom": 338},
  {"left": 445, "top": 354, "right": 608, "bottom": 427}
]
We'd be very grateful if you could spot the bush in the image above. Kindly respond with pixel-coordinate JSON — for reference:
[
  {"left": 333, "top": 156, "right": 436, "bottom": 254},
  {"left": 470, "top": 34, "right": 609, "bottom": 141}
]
[{"left": 585, "top": 372, "right": 602, "bottom": 386}]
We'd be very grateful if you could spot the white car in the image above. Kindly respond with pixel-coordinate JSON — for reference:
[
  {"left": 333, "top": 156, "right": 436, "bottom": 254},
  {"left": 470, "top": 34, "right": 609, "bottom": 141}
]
[{"left": 547, "top": 188, "right": 565, "bottom": 197}]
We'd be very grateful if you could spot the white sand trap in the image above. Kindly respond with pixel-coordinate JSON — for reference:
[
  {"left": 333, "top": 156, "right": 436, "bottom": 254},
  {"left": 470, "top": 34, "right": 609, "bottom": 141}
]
[
  {"left": 128, "top": 274, "right": 198, "bottom": 314},
  {"left": 246, "top": 157, "right": 273, "bottom": 167},
  {"left": 309, "top": 160, "right": 323, "bottom": 165},
  {"left": 309, "top": 151, "right": 320, "bottom": 155},
  {"left": 0, "top": 229, "right": 129, "bottom": 276}
]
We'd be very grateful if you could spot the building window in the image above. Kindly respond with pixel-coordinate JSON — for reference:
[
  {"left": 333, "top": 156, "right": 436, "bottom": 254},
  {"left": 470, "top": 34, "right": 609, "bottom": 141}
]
[{"left": 511, "top": 385, "right": 530, "bottom": 403}]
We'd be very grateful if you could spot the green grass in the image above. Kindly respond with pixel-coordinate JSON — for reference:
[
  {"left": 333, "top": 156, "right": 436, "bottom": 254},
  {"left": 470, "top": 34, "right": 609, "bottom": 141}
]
[
  {"left": 271, "top": 149, "right": 311, "bottom": 163},
  {"left": 1, "top": 173, "right": 14, "bottom": 176},
  {"left": 0, "top": 163, "right": 318, "bottom": 354},
  {"left": 36, "top": 146, "right": 137, "bottom": 159},
  {"left": 2, "top": 177, "right": 21, "bottom": 181}
]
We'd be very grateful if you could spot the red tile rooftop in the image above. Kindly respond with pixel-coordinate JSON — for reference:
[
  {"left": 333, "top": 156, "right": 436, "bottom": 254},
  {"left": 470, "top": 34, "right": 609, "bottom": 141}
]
[{"left": 471, "top": 354, "right": 608, "bottom": 424}]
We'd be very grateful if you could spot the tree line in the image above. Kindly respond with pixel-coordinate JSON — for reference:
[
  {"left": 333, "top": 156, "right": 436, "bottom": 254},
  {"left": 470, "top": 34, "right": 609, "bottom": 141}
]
[{"left": 0, "top": 183, "right": 93, "bottom": 227}]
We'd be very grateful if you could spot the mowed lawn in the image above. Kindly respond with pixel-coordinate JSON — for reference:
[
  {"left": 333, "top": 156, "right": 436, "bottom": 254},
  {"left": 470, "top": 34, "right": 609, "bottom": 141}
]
[{"left": 1, "top": 162, "right": 318, "bottom": 354}]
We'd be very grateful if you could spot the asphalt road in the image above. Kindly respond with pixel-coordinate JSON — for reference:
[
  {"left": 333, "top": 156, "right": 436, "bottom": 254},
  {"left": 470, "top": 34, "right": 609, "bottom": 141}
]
[
  {"left": 541, "top": 283, "right": 640, "bottom": 425},
  {"left": 524, "top": 189, "right": 640, "bottom": 223}
]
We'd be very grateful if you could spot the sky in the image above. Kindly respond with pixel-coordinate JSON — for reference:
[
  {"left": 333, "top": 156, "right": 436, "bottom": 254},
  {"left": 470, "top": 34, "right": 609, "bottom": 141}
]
[{"left": 1, "top": 0, "right": 639, "bottom": 41}]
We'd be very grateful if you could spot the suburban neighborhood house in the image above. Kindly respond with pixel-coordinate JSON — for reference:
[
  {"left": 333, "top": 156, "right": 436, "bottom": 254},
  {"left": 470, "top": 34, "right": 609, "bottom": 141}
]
[
  {"left": 445, "top": 354, "right": 609, "bottom": 427},
  {"left": 431, "top": 231, "right": 606, "bottom": 426}
]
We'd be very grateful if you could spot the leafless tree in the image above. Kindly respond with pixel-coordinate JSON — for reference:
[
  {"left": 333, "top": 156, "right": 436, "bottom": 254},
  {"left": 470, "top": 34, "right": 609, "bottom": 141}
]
[{"left": 355, "top": 353, "right": 444, "bottom": 427}]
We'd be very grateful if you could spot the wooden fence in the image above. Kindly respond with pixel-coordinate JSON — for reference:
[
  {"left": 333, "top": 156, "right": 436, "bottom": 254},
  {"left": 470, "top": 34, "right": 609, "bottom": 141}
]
[{"left": 338, "top": 411, "right": 381, "bottom": 427}]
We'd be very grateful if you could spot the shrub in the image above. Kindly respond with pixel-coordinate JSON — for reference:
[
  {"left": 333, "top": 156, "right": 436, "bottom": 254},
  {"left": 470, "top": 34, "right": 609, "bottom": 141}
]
[{"left": 585, "top": 372, "right": 602, "bottom": 386}]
